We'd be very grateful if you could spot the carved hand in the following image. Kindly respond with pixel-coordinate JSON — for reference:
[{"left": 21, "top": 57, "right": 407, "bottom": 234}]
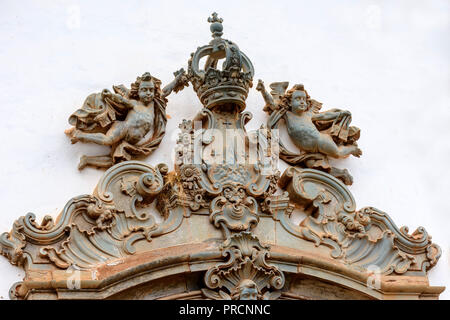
[
  {"left": 168, "top": 68, "right": 189, "bottom": 94},
  {"left": 101, "top": 89, "right": 112, "bottom": 98},
  {"left": 174, "top": 68, "right": 186, "bottom": 79},
  {"left": 256, "top": 79, "right": 264, "bottom": 92},
  {"left": 339, "top": 110, "right": 351, "bottom": 118}
]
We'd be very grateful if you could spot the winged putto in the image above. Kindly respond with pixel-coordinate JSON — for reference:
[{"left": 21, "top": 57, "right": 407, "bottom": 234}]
[
  {"left": 65, "top": 70, "right": 187, "bottom": 170},
  {"left": 257, "top": 80, "right": 361, "bottom": 185}
]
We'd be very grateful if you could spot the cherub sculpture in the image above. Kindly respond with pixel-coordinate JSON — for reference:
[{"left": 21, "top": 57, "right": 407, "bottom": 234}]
[
  {"left": 231, "top": 279, "right": 260, "bottom": 300},
  {"left": 256, "top": 80, "right": 361, "bottom": 185},
  {"left": 65, "top": 70, "right": 187, "bottom": 170},
  {"left": 202, "top": 279, "right": 275, "bottom": 300}
]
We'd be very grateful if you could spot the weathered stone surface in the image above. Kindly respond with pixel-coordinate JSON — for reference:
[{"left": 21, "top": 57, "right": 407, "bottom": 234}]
[
  {"left": 0, "top": 12, "right": 444, "bottom": 300},
  {"left": 257, "top": 80, "right": 361, "bottom": 185},
  {"left": 65, "top": 71, "right": 186, "bottom": 170}
]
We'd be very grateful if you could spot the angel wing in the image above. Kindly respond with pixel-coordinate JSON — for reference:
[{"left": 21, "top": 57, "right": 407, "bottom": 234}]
[
  {"left": 262, "top": 290, "right": 282, "bottom": 300},
  {"left": 113, "top": 84, "right": 130, "bottom": 98},
  {"left": 309, "top": 99, "right": 323, "bottom": 113},
  {"left": 68, "top": 86, "right": 131, "bottom": 133},
  {"left": 269, "top": 81, "right": 289, "bottom": 105}
]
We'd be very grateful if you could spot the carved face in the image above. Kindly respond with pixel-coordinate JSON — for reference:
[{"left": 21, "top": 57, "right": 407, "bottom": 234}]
[
  {"left": 224, "top": 186, "right": 246, "bottom": 206},
  {"left": 290, "top": 90, "right": 308, "bottom": 114},
  {"left": 237, "top": 280, "right": 259, "bottom": 300},
  {"left": 138, "top": 81, "right": 155, "bottom": 104}
]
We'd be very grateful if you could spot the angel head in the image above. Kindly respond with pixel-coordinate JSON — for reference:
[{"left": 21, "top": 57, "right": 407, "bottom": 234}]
[
  {"left": 231, "top": 279, "right": 260, "bottom": 300},
  {"left": 129, "top": 72, "right": 163, "bottom": 105},
  {"left": 281, "top": 84, "right": 311, "bottom": 114}
]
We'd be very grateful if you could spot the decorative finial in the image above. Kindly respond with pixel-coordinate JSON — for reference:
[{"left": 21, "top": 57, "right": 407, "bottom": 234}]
[
  {"left": 140, "top": 72, "right": 152, "bottom": 81},
  {"left": 208, "top": 12, "right": 223, "bottom": 38}
]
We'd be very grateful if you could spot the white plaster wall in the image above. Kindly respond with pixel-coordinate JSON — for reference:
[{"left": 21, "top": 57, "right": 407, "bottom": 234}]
[{"left": 0, "top": 0, "right": 448, "bottom": 299}]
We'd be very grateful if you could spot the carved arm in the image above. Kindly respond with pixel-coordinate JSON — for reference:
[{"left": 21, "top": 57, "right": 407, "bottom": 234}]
[
  {"left": 267, "top": 107, "right": 286, "bottom": 129},
  {"left": 312, "top": 109, "right": 350, "bottom": 121},
  {"left": 162, "top": 68, "right": 188, "bottom": 97},
  {"left": 102, "top": 89, "right": 134, "bottom": 109},
  {"left": 256, "top": 79, "right": 276, "bottom": 112}
]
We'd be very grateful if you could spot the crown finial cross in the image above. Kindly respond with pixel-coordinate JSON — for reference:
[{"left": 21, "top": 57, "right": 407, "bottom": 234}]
[
  {"left": 208, "top": 12, "right": 223, "bottom": 24},
  {"left": 208, "top": 12, "right": 223, "bottom": 38}
]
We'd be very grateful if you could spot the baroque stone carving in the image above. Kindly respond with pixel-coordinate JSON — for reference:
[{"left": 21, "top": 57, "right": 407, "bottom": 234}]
[
  {"left": 186, "top": 12, "right": 254, "bottom": 111},
  {"left": 65, "top": 71, "right": 186, "bottom": 170},
  {"left": 170, "top": 13, "right": 279, "bottom": 236},
  {"left": 210, "top": 185, "right": 259, "bottom": 231},
  {"left": 0, "top": 161, "right": 173, "bottom": 270},
  {"left": 277, "top": 167, "right": 441, "bottom": 275},
  {"left": 257, "top": 81, "right": 361, "bottom": 185},
  {"left": 201, "top": 232, "right": 284, "bottom": 300},
  {"left": 0, "top": 12, "right": 444, "bottom": 300}
]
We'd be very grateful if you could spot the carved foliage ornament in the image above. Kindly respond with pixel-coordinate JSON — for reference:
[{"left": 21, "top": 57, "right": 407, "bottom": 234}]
[
  {"left": 277, "top": 167, "right": 441, "bottom": 275},
  {"left": 202, "top": 232, "right": 284, "bottom": 300},
  {"left": 1, "top": 162, "right": 171, "bottom": 270},
  {"left": 0, "top": 12, "right": 444, "bottom": 300},
  {"left": 257, "top": 81, "right": 361, "bottom": 185}
]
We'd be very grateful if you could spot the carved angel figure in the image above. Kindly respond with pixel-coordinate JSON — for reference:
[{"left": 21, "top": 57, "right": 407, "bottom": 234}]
[
  {"left": 65, "top": 70, "right": 186, "bottom": 170},
  {"left": 257, "top": 80, "right": 361, "bottom": 185}
]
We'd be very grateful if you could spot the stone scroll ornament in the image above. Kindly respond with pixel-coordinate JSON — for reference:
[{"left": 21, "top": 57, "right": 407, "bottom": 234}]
[
  {"left": 65, "top": 70, "right": 187, "bottom": 170},
  {"left": 0, "top": 162, "right": 171, "bottom": 271},
  {"left": 275, "top": 167, "right": 441, "bottom": 275},
  {"left": 0, "top": 12, "right": 444, "bottom": 300},
  {"left": 201, "top": 232, "right": 284, "bottom": 300}
]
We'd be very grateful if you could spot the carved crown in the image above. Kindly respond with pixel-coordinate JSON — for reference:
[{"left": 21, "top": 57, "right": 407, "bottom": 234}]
[{"left": 187, "top": 13, "right": 254, "bottom": 111}]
